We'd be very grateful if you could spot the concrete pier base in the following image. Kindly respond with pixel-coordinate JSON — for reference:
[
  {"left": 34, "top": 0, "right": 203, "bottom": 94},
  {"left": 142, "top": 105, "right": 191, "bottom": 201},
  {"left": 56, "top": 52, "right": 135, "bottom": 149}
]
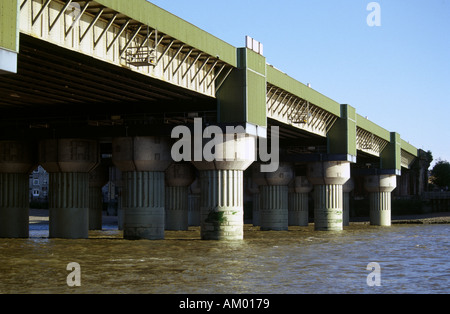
[
  {"left": 49, "top": 172, "right": 90, "bottom": 239},
  {"left": 365, "top": 175, "right": 397, "bottom": 226},
  {"left": 39, "top": 139, "right": 99, "bottom": 239},
  {"left": 253, "top": 162, "right": 294, "bottom": 231},
  {"left": 165, "top": 163, "right": 195, "bottom": 231},
  {"left": 199, "top": 170, "right": 244, "bottom": 240},
  {"left": 122, "top": 171, "right": 165, "bottom": 240},
  {"left": 112, "top": 136, "right": 172, "bottom": 240},
  {"left": 260, "top": 185, "right": 289, "bottom": 231},
  {"left": 313, "top": 184, "right": 343, "bottom": 231},
  {"left": 288, "top": 176, "right": 312, "bottom": 227},
  {"left": 307, "top": 161, "right": 350, "bottom": 231},
  {"left": 192, "top": 133, "right": 255, "bottom": 240},
  {"left": 0, "top": 141, "right": 36, "bottom": 238},
  {"left": 0, "top": 173, "right": 30, "bottom": 238}
]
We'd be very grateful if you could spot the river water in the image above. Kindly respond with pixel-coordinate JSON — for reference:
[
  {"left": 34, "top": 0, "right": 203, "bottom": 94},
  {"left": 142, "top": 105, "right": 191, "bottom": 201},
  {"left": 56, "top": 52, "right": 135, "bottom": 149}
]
[{"left": 0, "top": 218, "right": 448, "bottom": 294}]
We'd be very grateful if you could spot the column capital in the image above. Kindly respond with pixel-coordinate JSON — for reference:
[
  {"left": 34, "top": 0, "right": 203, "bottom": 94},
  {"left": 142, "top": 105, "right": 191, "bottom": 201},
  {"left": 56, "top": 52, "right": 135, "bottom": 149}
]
[
  {"left": 364, "top": 174, "right": 397, "bottom": 193},
  {"left": 307, "top": 161, "right": 351, "bottom": 186}
]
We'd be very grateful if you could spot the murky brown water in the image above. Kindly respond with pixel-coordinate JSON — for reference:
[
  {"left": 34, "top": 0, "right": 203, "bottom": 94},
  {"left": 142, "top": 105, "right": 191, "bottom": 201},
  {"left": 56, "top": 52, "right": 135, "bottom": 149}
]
[{"left": 0, "top": 218, "right": 448, "bottom": 294}]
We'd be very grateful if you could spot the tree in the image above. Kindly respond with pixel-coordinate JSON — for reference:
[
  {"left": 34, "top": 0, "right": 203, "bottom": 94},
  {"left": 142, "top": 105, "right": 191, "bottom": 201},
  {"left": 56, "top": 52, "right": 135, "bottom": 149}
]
[{"left": 430, "top": 159, "right": 450, "bottom": 189}]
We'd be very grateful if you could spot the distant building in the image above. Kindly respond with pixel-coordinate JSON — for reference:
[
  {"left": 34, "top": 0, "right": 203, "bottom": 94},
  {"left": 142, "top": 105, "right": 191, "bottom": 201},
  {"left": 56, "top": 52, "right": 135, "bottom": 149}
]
[{"left": 29, "top": 165, "right": 49, "bottom": 203}]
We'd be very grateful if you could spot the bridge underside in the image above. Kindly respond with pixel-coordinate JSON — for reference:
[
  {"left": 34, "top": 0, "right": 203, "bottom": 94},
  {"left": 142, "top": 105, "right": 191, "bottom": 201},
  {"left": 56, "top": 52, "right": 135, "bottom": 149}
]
[{"left": 0, "top": 34, "right": 216, "bottom": 131}]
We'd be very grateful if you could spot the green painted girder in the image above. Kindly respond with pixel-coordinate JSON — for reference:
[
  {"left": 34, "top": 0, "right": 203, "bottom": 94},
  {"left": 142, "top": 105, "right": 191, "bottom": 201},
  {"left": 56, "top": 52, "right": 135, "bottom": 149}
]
[{"left": 95, "top": 0, "right": 237, "bottom": 67}]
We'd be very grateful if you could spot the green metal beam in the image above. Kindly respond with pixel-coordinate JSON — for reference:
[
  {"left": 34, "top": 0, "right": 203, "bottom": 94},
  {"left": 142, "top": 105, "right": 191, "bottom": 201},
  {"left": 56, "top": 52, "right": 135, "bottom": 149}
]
[
  {"left": 0, "top": 0, "right": 19, "bottom": 74},
  {"left": 95, "top": 0, "right": 237, "bottom": 67},
  {"left": 217, "top": 48, "right": 267, "bottom": 127},
  {"left": 266, "top": 66, "right": 341, "bottom": 117},
  {"left": 327, "top": 104, "right": 357, "bottom": 161}
]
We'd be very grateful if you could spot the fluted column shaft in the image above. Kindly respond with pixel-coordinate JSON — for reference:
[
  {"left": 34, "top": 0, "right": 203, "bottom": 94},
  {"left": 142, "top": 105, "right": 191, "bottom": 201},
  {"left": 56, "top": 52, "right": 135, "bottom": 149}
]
[
  {"left": 260, "top": 185, "right": 288, "bottom": 231},
  {"left": 49, "top": 172, "right": 89, "bottom": 238},
  {"left": 288, "top": 192, "right": 309, "bottom": 226},
  {"left": 165, "top": 186, "right": 189, "bottom": 230},
  {"left": 0, "top": 173, "right": 30, "bottom": 238},
  {"left": 369, "top": 191, "right": 392, "bottom": 226},
  {"left": 122, "top": 171, "right": 165, "bottom": 240},
  {"left": 200, "top": 170, "right": 244, "bottom": 240},
  {"left": 313, "top": 184, "right": 343, "bottom": 231}
]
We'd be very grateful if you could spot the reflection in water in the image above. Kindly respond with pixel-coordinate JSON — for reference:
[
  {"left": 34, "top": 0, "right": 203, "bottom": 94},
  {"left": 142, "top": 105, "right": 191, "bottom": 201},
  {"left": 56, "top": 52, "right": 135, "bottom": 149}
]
[{"left": 0, "top": 219, "right": 448, "bottom": 294}]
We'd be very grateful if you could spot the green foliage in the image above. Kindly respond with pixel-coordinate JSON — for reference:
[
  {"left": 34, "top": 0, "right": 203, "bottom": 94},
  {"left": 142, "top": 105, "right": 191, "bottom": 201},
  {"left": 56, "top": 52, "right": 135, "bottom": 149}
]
[{"left": 430, "top": 159, "right": 450, "bottom": 188}]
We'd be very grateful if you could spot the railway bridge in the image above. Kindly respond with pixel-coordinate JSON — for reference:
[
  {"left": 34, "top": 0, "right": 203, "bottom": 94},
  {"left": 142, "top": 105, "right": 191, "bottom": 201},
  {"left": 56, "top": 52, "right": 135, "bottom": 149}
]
[{"left": 0, "top": 0, "right": 419, "bottom": 240}]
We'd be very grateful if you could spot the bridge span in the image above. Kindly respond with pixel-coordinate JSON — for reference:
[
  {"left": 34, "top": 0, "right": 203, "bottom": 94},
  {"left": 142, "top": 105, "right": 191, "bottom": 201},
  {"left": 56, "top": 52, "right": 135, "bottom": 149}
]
[{"left": 0, "top": 0, "right": 421, "bottom": 240}]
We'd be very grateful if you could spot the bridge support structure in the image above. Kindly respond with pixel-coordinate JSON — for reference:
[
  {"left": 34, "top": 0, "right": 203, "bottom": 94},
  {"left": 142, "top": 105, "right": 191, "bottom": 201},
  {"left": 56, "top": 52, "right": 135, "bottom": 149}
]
[
  {"left": 192, "top": 134, "right": 255, "bottom": 240},
  {"left": 0, "top": 141, "right": 36, "bottom": 238},
  {"left": 288, "top": 176, "right": 313, "bottom": 227},
  {"left": 112, "top": 137, "right": 172, "bottom": 240},
  {"left": 307, "top": 161, "right": 351, "bottom": 231},
  {"left": 364, "top": 174, "right": 397, "bottom": 226},
  {"left": 165, "top": 163, "right": 195, "bottom": 231},
  {"left": 39, "top": 139, "right": 99, "bottom": 239},
  {"left": 252, "top": 162, "right": 294, "bottom": 231}
]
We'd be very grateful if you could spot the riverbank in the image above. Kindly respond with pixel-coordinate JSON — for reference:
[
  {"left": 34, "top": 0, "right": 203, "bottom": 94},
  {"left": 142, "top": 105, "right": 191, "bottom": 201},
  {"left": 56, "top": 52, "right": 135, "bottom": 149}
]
[{"left": 28, "top": 209, "right": 450, "bottom": 226}]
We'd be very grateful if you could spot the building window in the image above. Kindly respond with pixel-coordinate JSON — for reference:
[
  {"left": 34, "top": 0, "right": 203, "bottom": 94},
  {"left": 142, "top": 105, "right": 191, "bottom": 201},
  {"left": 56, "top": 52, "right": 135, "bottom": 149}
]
[
  {"left": 33, "top": 179, "right": 39, "bottom": 186},
  {"left": 32, "top": 190, "right": 40, "bottom": 197}
]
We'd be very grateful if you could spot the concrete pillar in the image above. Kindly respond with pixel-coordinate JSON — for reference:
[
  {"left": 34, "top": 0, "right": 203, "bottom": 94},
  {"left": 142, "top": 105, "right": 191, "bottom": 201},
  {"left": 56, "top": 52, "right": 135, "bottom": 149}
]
[
  {"left": 188, "top": 179, "right": 201, "bottom": 226},
  {"left": 288, "top": 176, "right": 313, "bottom": 226},
  {"left": 343, "top": 178, "right": 354, "bottom": 226},
  {"left": 112, "top": 136, "right": 172, "bottom": 240},
  {"left": 192, "top": 134, "right": 255, "bottom": 240},
  {"left": 165, "top": 163, "right": 195, "bottom": 230},
  {"left": 253, "top": 162, "right": 294, "bottom": 231},
  {"left": 307, "top": 161, "right": 350, "bottom": 231},
  {"left": 39, "top": 139, "right": 99, "bottom": 239},
  {"left": 88, "top": 162, "right": 108, "bottom": 230},
  {"left": 364, "top": 174, "right": 397, "bottom": 226},
  {"left": 0, "top": 141, "right": 36, "bottom": 238}
]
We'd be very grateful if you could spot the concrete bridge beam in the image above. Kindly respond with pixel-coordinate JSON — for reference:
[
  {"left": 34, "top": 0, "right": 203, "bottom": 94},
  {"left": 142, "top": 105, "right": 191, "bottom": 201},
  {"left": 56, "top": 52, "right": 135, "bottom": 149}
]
[
  {"left": 252, "top": 162, "right": 295, "bottom": 231},
  {"left": 0, "top": 141, "right": 36, "bottom": 238},
  {"left": 307, "top": 161, "right": 351, "bottom": 231},
  {"left": 112, "top": 137, "right": 172, "bottom": 240},
  {"left": 39, "top": 139, "right": 100, "bottom": 239},
  {"left": 191, "top": 134, "right": 256, "bottom": 240},
  {"left": 364, "top": 174, "right": 397, "bottom": 226},
  {"left": 288, "top": 176, "right": 313, "bottom": 227},
  {"left": 165, "top": 163, "right": 195, "bottom": 231}
]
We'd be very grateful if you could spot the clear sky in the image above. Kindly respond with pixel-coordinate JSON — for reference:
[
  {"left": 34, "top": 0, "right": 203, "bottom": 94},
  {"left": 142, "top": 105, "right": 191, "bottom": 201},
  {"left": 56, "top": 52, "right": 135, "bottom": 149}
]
[{"left": 148, "top": 0, "right": 450, "bottom": 166}]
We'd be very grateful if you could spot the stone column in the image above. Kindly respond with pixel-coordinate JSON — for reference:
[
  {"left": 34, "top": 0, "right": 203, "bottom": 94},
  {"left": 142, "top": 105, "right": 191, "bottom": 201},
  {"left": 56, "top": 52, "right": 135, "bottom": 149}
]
[
  {"left": 343, "top": 178, "right": 354, "bottom": 226},
  {"left": 253, "top": 162, "right": 294, "bottom": 231},
  {"left": 364, "top": 174, "right": 397, "bottom": 226},
  {"left": 165, "top": 163, "right": 195, "bottom": 231},
  {"left": 0, "top": 141, "right": 36, "bottom": 238},
  {"left": 188, "top": 179, "right": 201, "bottom": 226},
  {"left": 39, "top": 139, "right": 99, "bottom": 239},
  {"left": 89, "top": 162, "right": 108, "bottom": 230},
  {"left": 192, "top": 134, "right": 255, "bottom": 240},
  {"left": 112, "top": 136, "right": 172, "bottom": 240},
  {"left": 288, "top": 176, "right": 313, "bottom": 226},
  {"left": 307, "top": 161, "right": 350, "bottom": 231}
]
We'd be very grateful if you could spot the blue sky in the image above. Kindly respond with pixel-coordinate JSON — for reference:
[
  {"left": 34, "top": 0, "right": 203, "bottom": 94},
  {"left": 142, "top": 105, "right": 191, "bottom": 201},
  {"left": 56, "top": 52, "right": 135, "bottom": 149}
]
[{"left": 148, "top": 0, "right": 450, "bottom": 166}]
